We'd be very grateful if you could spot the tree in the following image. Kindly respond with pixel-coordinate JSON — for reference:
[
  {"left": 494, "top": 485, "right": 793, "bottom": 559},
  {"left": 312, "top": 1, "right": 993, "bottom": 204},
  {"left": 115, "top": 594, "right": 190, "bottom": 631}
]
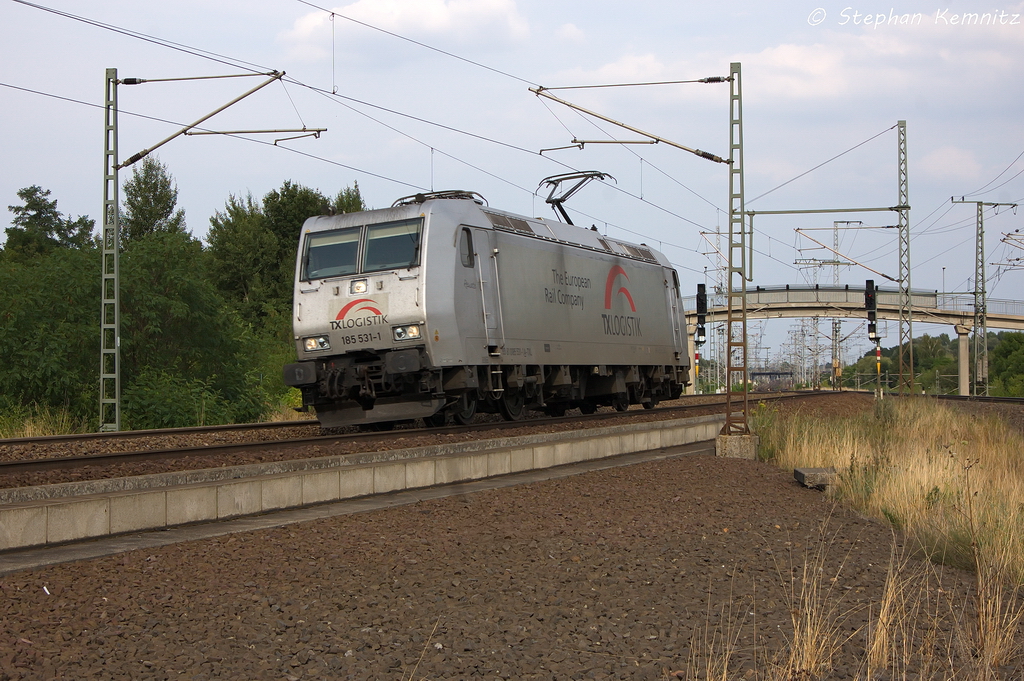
[
  {"left": 990, "top": 331, "right": 1024, "bottom": 396},
  {"left": 0, "top": 246, "right": 101, "bottom": 419},
  {"left": 205, "top": 193, "right": 279, "bottom": 321},
  {"left": 333, "top": 181, "right": 367, "bottom": 214},
  {"left": 4, "top": 185, "right": 94, "bottom": 259},
  {"left": 119, "top": 230, "right": 268, "bottom": 427},
  {"left": 120, "top": 156, "right": 186, "bottom": 246}
]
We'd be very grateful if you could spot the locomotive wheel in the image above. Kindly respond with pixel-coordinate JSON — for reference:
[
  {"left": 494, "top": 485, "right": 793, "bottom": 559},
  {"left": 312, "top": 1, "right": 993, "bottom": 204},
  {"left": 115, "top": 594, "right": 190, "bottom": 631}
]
[
  {"left": 612, "top": 394, "right": 629, "bottom": 412},
  {"left": 452, "top": 393, "right": 477, "bottom": 425},
  {"left": 498, "top": 388, "right": 526, "bottom": 421},
  {"left": 579, "top": 401, "right": 598, "bottom": 415}
]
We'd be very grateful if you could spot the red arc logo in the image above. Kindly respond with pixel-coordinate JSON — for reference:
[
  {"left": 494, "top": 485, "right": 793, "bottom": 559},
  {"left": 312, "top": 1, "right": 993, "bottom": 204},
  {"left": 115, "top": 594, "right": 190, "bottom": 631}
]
[
  {"left": 603, "top": 266, "right": 636, "bottom": 311},
  {"left": 336, "top": 298, "right": 383, "bottom": 320}
]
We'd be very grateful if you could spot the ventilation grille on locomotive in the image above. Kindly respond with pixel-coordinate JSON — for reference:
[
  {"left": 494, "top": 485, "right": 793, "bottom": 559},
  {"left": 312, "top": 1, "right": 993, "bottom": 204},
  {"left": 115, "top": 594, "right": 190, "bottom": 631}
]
[{"left": 484, "top": 212, "right": 534, "bottom": 234}]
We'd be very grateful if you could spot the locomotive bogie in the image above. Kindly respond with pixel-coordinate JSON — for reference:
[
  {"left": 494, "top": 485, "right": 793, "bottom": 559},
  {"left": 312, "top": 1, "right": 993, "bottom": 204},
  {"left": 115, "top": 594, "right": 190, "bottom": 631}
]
[{"left": 284, "top": 194, "right": 690, "bottom": 428}]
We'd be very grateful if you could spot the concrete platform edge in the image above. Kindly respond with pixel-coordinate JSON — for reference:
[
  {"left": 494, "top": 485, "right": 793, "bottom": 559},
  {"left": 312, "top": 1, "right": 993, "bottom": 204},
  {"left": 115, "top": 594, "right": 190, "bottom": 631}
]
[{"left": 0, "top": 415, "right": 724, "bottom": 552}]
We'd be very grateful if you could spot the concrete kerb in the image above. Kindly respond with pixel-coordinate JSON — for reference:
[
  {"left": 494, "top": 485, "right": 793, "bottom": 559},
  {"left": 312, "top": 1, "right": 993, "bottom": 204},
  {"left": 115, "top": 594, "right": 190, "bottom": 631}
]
[{"left": 0, "top": 414, "right": 724, "bottom": 552}]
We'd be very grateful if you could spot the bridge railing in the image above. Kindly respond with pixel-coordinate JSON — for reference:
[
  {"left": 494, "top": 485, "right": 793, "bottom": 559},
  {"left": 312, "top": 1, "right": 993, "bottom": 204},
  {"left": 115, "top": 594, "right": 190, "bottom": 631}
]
[{"left": 680, "top": 285, "right": 1023, "bottom": 317}]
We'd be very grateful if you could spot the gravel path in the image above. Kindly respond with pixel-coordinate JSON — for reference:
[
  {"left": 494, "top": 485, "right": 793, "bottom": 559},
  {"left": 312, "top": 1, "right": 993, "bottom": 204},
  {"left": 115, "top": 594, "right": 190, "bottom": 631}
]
[{"left": 1, "top": 392, "right": 1019, "bottom": 680}]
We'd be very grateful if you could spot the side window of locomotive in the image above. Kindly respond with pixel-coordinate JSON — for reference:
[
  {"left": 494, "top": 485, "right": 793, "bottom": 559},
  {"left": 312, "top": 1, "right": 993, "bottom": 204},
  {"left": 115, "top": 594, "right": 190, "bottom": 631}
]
[
  {"left": 363, "top": 218, "right": 422, "bottom": 272},
  {"left": 459, "top": 227, "right": 474, "bottom": 268},
  {"left": 303, "top": 226, "right": 361, "bottom": 280}
]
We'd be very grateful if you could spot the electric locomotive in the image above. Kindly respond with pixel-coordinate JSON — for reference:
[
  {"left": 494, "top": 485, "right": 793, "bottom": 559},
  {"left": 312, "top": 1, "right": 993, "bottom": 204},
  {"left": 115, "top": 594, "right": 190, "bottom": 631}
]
[{"left": 283, "top": 191, "right": 690, "bottom": 428}]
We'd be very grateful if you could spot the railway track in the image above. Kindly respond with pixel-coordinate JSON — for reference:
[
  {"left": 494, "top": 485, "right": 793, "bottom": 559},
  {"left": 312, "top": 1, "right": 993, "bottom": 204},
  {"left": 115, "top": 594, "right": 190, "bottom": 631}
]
[
  {"left": 929, "top": 393, "right": 1024, "bottom": 405},
  {"left": 0, "top": 392, "right": 825, "bottom": 481}
]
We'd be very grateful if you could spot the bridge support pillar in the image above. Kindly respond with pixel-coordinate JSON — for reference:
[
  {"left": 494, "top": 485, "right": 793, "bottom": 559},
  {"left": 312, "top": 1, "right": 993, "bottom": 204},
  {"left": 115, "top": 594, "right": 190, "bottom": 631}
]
[{"left": 955, "top": 324, "right": 971, "bottom": 396}]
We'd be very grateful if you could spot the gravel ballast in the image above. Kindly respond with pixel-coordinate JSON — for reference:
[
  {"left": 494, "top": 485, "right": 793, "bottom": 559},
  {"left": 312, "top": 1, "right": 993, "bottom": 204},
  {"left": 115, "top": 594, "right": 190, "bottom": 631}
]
[{"left": 1, "top": 392, "right": 1020, "bottom": 680}]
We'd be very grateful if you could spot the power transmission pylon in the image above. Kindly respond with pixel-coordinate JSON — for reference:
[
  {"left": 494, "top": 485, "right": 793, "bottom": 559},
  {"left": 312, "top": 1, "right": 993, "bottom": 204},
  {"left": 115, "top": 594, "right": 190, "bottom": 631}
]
[
  {"left": 99, "top": 69, "right": 120, "bottom": 431},
  {"left": 952, "top": 197, "right": 1018, "bottom": 395},
  {"left": 723, "top": 62, "right": 750, "bottom": 434},
  {"left": 896, "top": 120, "right": 913, "bottom": 394}
]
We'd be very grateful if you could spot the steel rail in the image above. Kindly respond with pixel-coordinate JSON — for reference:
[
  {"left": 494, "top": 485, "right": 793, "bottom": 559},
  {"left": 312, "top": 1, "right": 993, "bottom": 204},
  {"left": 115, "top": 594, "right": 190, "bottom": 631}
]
[{"left": 0, "top": 392, "right": 825, "bottom": 476}]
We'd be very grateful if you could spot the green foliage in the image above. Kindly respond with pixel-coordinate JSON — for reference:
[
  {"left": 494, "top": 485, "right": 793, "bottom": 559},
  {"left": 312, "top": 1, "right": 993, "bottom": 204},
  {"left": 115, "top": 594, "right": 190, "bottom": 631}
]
[
  {"left": 121, "top": 156, "right": 186, "bottom": 246},
  {"left": 123, "top": 369, "right": 231, "bottom": 429},
  {"left": 333, "top": 181, "right": 367, "bottom": 214},
  {"left": 0, "top": 246, "right": 101, "bottom": 419},
  {"left": 990, "top": 332, "right": 1024, "bottom": 396},
  {"left": 206, "top": 193, "right": 279, "bottom": 321},
  {"left": 2, "top": 177, "right": 364, "bottom": 432},
  {"left": 4, "top": 185, "right": 94, "bottom": 259}
]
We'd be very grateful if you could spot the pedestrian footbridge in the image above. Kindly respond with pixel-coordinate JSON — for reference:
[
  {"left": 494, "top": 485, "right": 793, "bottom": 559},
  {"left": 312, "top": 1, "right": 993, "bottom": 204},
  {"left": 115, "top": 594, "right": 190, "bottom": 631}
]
[{"left": 683, "top": 285, "right": 1024, "bottom": 331}]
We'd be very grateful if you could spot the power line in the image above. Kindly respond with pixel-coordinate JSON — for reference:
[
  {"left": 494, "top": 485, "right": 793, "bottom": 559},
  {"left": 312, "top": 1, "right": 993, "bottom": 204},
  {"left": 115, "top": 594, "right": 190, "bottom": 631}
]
[
  {"left": 0, "top": 80, "right": 427, "bottom": 192},
  {"left": 15, "top": 0, "right": 724, "bottom": 261},
  {"left": 10, "top": 0, "right": 269, "bottom": 74},
  {"left": 963, "top": 148, "right": 1024, "bottom": 197},
  {"left": 747, "top": 124, "right": 897, "bottom": 205},
  {"left": 292, "top": 0, "right": 538, "bottom": 87}
]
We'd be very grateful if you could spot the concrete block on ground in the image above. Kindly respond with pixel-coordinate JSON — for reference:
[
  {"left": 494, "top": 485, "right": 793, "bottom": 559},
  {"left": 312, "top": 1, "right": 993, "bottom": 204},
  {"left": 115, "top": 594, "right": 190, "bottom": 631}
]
[
  {"left": 47, "top": 498, "right": 109, "bottom": 544},
  {"left": 110, "top": 492, "right": 166, "bottom": 534},
  {"left": 0, "top": 505, "right": 47, "bottom": 551},
  {"left": 794, "top": 467, "right": 837, "bottom": 490},
  {"left": 217, "top": 481, "right": 262, "bottom": 519},
  {"left": 715, "top": 434, "right": 760, "bottom": 460},
  {"left": 167, "top": 486, "right": 217, "bottom": 526}
]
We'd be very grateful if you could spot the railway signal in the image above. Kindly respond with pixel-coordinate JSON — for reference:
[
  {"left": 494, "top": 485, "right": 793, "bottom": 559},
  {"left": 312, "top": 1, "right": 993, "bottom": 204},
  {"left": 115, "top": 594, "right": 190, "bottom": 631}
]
[
  {"left": 695, "top": 283, "right": 708, "bottom": 346},
  {"left": 865, "top": 279, "right": 877, "bottom": 340}
]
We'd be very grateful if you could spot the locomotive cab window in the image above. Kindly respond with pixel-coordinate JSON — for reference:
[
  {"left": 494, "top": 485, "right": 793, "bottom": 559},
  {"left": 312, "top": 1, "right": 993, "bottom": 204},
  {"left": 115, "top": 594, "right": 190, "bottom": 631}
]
[
  {"left": 363, "top": 218, "right": 422, "bottom": 272},
  {"left": 459, "top": 227, "right": 474, "bottom": 268},
  {"left": 303, "top": 227, "right": 360, "bottom": 280}
]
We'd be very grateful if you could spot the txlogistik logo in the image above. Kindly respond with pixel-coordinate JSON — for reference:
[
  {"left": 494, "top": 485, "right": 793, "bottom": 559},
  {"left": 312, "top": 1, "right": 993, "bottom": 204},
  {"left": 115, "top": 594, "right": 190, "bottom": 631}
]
[
  {"left": 330, "top": 298, "right": 389, "bottom": 330},
  {"left": 601, "top": 266, "right": 642, "bottom": 337}
]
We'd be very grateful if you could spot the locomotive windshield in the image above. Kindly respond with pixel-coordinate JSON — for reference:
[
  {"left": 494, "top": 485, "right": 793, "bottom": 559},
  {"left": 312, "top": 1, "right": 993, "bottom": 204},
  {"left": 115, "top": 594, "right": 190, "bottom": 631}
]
[
  {"left": 363, "top": 219, "right": 421, "bottom": 272},
  {"left": 301, "top": 218, "right": 422, "bottom": 281},
  {"left": 304, "top": 227, "right": 360, "bottom": 280}
]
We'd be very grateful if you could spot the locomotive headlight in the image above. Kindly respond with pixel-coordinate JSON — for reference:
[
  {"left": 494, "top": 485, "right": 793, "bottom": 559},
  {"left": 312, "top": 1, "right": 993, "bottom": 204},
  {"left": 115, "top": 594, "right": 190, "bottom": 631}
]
[
  {"left": 392, "top": 324, "right": 421, "bottom": 341},
  {"left": 302, "top": 335, "right": 331, "bottom": 352},
  {"left": 349, "top": 279, "right": 368, "bottom": 295}
]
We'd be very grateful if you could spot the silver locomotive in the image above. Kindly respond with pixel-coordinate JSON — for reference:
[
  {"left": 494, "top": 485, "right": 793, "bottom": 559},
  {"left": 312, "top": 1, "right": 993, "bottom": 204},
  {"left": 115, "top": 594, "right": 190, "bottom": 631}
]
[{"left": 282, "top": 191, "right": 690, "bottom": 427}]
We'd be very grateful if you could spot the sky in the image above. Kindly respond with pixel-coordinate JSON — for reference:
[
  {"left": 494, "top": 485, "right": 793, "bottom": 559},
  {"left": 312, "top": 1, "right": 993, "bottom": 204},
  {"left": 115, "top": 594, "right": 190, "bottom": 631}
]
[{"left": 2, "top": 0, "right": 1023, "bottom": 365}]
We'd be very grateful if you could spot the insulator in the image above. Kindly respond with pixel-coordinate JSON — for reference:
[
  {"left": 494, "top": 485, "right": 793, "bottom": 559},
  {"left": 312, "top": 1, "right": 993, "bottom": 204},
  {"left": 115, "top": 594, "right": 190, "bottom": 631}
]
[{"left": 700, "top": 76, "right": 727, "bottom": 83}]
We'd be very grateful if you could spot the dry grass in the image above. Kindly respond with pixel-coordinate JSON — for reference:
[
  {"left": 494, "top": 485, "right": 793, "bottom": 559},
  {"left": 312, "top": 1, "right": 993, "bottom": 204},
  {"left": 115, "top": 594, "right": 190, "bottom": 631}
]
[
  {"left": 752, "top": 396, "right": 1024, "bottom": 679},
  {"left": 766, "top": 521, "right": 852, "bottom": 680},
  {"left": 0, "top": 403, "right": 88, "bottom": 438}
]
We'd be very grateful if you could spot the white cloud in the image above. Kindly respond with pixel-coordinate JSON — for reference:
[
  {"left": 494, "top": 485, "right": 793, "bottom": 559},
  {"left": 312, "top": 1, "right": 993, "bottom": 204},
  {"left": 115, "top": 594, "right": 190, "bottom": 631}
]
[
  {"left": 556, "top": 23, "right": 584, "bottom": 43},
  {"left": 920, "top": 146, "right": 983, "bottom": 182},
  {"left": 280, "top": 0, "right": 529, "bottom": 59}
]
